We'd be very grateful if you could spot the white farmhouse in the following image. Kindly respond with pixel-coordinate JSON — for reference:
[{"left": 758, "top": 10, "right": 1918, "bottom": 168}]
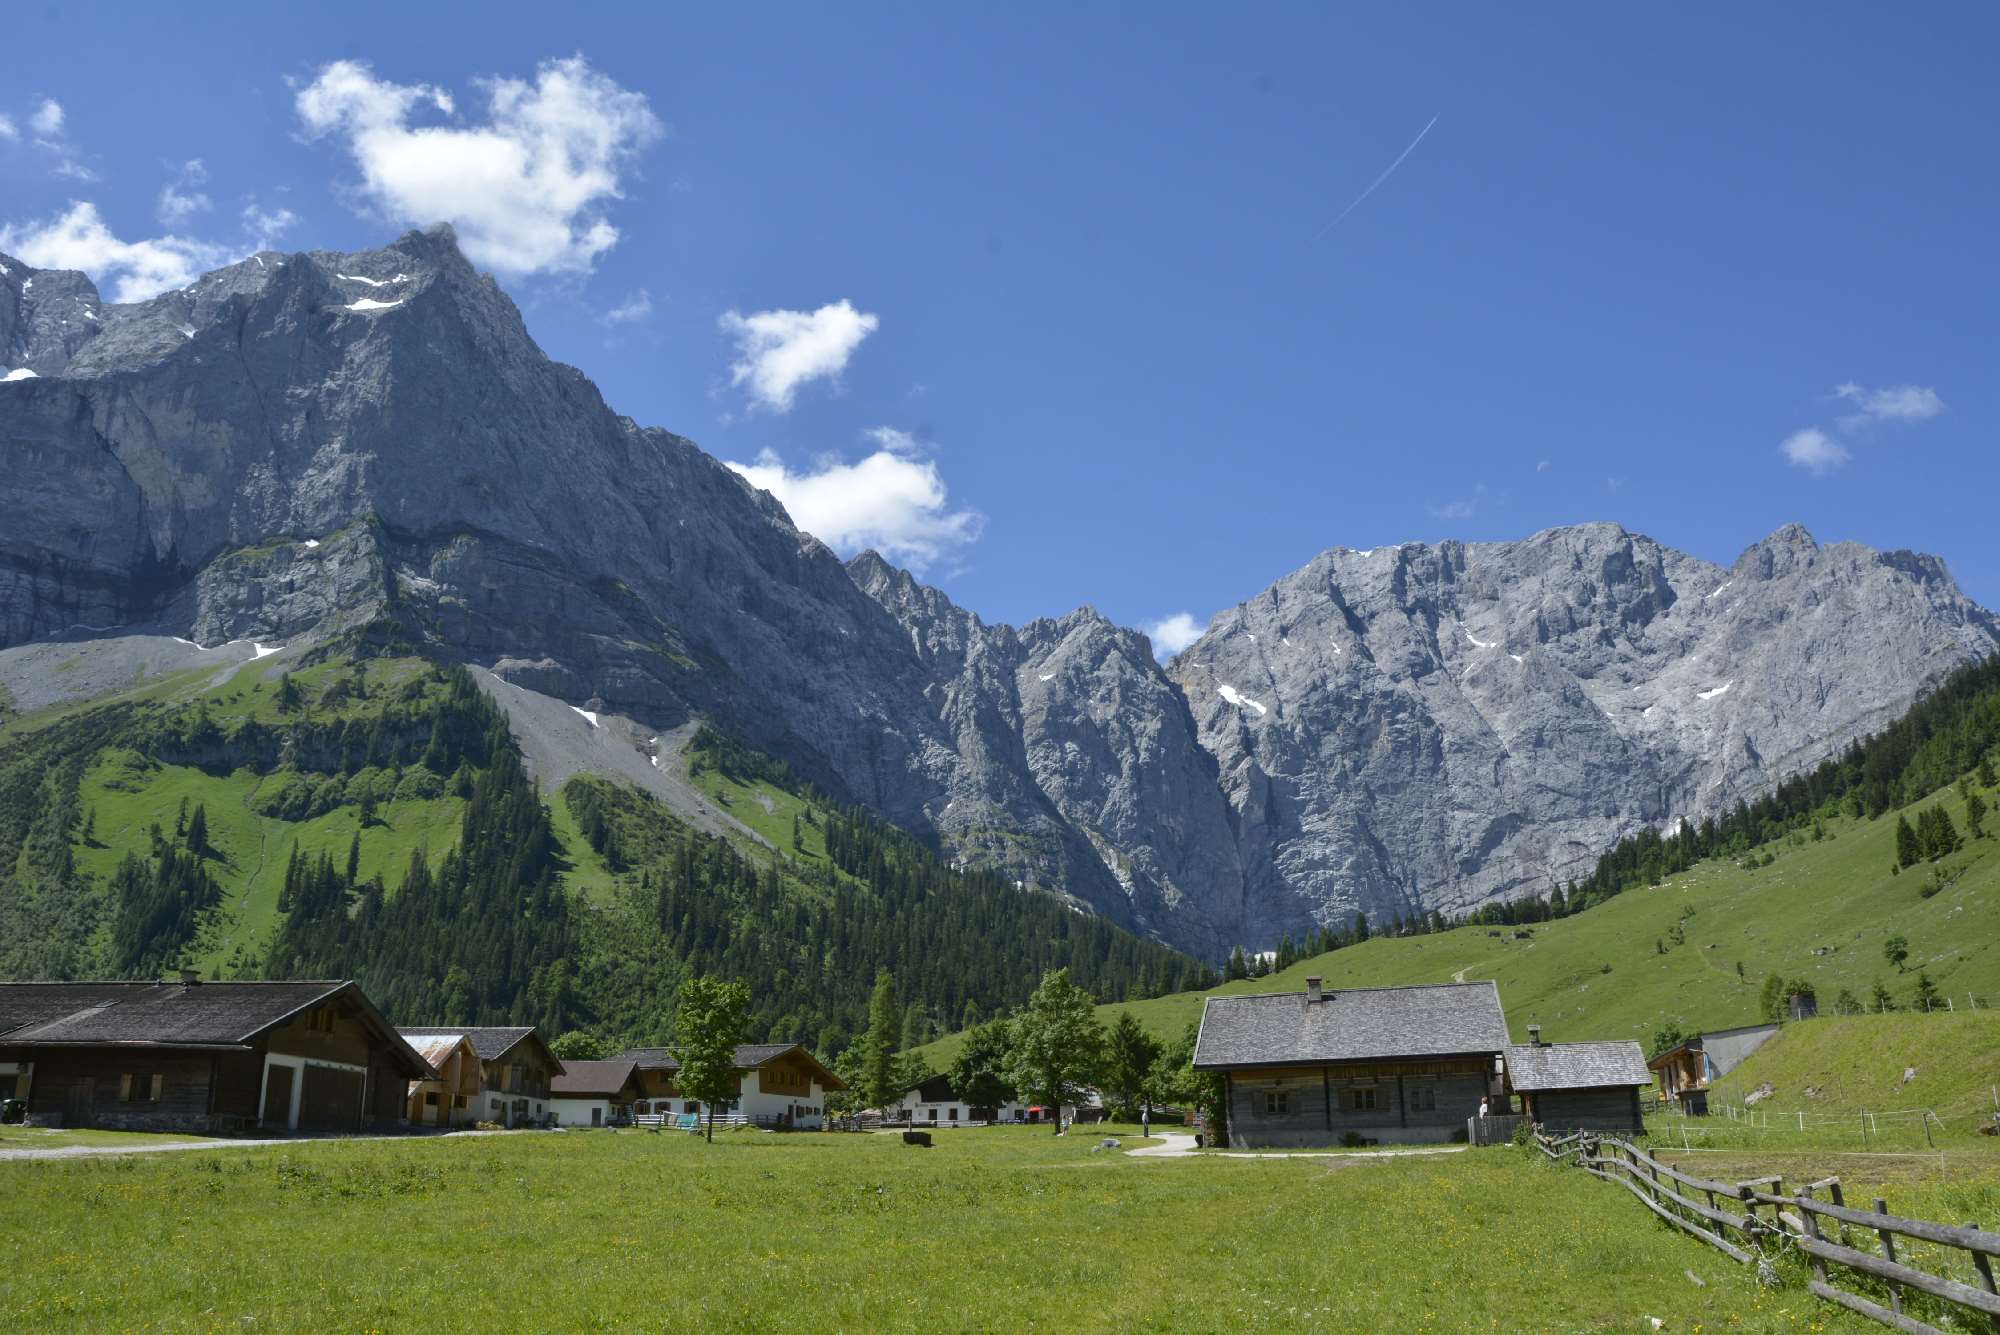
[{"left": 894, "top": 1073, "right": 1026, "bottom": 1126}]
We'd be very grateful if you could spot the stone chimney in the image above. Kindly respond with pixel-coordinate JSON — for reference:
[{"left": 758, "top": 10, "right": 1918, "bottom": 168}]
[
  {"left": 1527, "top": 1024, "right": 1542, "bottom": 1047},
  {"left": 1305, "top": 976, "right": 1323, "bottom": 1004}
]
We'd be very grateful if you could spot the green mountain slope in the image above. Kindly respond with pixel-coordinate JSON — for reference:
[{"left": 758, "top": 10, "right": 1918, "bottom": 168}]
[
  {"left": 1707, "top": 1012, "right": 2000, "bottom": 1123},
  {"left": 916, "top": 773, "right": 2000, "bottom": 1069},
  {"left": 0, "top": 643, "right": 1208, "bottom": 1056}
]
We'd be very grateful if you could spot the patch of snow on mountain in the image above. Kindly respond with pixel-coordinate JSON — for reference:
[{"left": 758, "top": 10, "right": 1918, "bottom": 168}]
[
  {"left": 180, "top": 327, "right": 195, "bottom": 339},
  {"left": 1697, "top": 681, "right": 1734, "bottom": 701},
  {"left": 252, "top": 643, "right": 282, "bottom": 659},
  {"left": 1038, "top": 673, "right": 1054, "bottom": 682},
  {"left": 1705, "top": 580, "right": 1733, "bottom": 601},
  {"left": 344, "top": 298, "right": 404, "bottom": 312},
  {"left": 337, "top": 273, "right": 405, "bottom": 288},
  {"left": 570, "top": 706, "right": 600, "bottom": 727},
  {"left": 1465, "top": 628, "right": 1496, "bottom": 649},
  {"left": 302, "top": 539, "right": 320, "bottom": 549},
  {"left": 2, "top": 368, "right": 38, "bottom": 381},
  {"left": 1217, "top": 684, "right": 1268, "bottom": 716}
]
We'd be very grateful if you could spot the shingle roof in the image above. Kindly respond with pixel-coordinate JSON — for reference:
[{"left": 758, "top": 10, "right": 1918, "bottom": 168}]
[
  {"left": 1506, "top": 1040, "right": 1651, "bottom": 1091},
  {"left": 0, "top": 980, "right": 431, "bottom": 1077},
  {"left": 1, "top": 980, "right": 346, "bottom": 1047},
  {"left": 399, "top": 1026, "right": 540, "bottom": 1063},
  {"left": 1192, "top": 982, "right": 1508, "bottom": 1070},
  {"left": 903, "top": 1073, "right": 957, "bottom": 1103},
  {"left": 551, "top": 1059, "right": 640, "bottom": 1098}
]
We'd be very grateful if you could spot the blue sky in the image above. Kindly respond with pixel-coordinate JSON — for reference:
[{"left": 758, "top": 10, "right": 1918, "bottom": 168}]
[{"left": 3, "top": 4, "right": 1994, "bottom": 645}]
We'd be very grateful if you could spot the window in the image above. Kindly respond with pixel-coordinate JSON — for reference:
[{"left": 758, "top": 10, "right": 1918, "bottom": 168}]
[
  {"left": 119, "top": 1074, "right": 162, "bottom": 1103},
  {"left": 1262, "top": 1089, "right": 1292, "bottom": 1116},
  {"left": 453, "top": 1095, "right": 467, "bottom": 1108},
  {"left": 1338, "top": 1086, "right": 1379, "bottom": 1113},
  {"left": 1407, "top": 1084, "right": 1437, "bottom": 1112},
  {"left": 949, "top": 1107, "right": 959, "bottom": 1121},
  {"left": 307, "top": 1007, "right": 336, "bottom": 1035},
  {"left": 424, "top": 1091, "right": 440, "bottom": 1106}
]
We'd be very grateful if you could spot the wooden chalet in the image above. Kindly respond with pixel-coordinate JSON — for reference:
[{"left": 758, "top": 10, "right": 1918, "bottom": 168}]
[
  {"left": 1645, "top": 1022, "right": 1780, "bottom": 1115},
  {"left": 550, "top": 1059, "right": 642, "bottom": 1127},
  {"left": 402, "top": 1032, "right": 483, "bottom": 1128},
  {"left": 1192, "top": 977, "right": 1508, "bottom": 1148},
  {"left": 620, "top": 1043, "right": 845, "bottom": 1129},
  {"left": 1504, "top": 1029, "right": 1651, "bottom": 1132},
  {"left": 0, "top": 978, "right": 430, "bottom": 1133},
  {"left": 398, "top": 1026, "right": 563, "bottom": 1128}
]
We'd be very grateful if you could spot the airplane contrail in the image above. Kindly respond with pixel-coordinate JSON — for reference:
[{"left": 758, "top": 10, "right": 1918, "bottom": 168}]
[{"left": 1310, "top": 115, "right": 1439, "bottom": 242}]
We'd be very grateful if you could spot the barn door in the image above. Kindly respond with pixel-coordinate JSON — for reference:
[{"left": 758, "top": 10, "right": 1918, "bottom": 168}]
[
  {"left": 262, "top": 1064, "right": 294, "bottom": 1128},
  {"left": 63, "top": 1078, "right": 94, "bottom": 1127},
  {"left": 298, "top": 1065, "right": 364, "bottom": 1131}
]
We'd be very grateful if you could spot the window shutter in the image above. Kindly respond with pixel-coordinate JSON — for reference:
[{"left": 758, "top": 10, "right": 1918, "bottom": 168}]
[
  {"left": 120, "top": 1074, "right": 133, "bottom": 1101},
  {"left": 149, "top": 1074, "right": 164, "bottom": 1101}
]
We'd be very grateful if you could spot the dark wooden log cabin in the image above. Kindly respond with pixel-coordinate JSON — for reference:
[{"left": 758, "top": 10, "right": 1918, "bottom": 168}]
[
  {"left": 1504, "top": 1029, "right": 1651, "bottom": 1133},
  {"left": 0, "top": 978, "right": 431, "bottom": 1133},
  {"left": 1192, "top": 978, "right": 1508, "bottom": 1148}
]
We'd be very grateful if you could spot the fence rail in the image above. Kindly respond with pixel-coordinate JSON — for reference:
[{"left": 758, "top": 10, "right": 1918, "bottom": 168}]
[{"left": 1533, "top": 1129, "right": 2000, "bottom": 1333}]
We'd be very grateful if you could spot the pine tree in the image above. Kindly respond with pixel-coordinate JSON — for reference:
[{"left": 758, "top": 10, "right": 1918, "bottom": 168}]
[
  {"left": 1353, "top": 912, "right": 1370, "bottom": 943},
  {"left": 185, "top": 804, "right": 208, "bottom": 857},
  {"left": 1980, "top": 756, "right": 1997, "bottom": 790},
  {"left": 1895, "top": 814, "right": 1921, "bottom": 868},
  {"left": 861, "top": 970, "right": 901, "bottom": 1110},
  {"left": 1968, "top": 792, "right": 1988, "bottom": 840},
  {"left": 1912, "top": 971, "right": 1941, "bottom": 1012}
]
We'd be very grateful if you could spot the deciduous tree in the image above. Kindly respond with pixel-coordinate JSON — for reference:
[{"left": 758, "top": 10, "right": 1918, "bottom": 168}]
[
  {"left": 1004, "top": 968, "right": 1105, "bottom": 1135},
  {"left": 672, "top": 974, "right": 749, "bottom": 1142}
]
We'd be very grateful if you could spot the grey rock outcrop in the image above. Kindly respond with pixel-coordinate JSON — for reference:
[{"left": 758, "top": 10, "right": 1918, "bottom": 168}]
[
  {"left": 1169, "top": 523, "right": 1999, "bottom": 942},
  {"left": 2, "top": 230, "right": 1992, "bottom": 959}
]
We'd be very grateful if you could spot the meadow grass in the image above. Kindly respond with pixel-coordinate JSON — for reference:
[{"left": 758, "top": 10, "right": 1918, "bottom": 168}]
[
  {"left": 919, "top": 780, "right": 2000, "bottom": 1073},
  {"left": 0, "top": 1125, "right": 1903, "bottom": 1332}
]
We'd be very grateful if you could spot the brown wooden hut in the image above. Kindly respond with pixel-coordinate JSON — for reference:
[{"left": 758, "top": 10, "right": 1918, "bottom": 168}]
[{"left": 0, "top": 977, "right": 430, "bottom": 1133}]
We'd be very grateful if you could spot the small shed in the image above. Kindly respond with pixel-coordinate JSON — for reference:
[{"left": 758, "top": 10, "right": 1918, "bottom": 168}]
[{"left": 1506, "top": 1033, "right": 1651, "bottom": 1133}]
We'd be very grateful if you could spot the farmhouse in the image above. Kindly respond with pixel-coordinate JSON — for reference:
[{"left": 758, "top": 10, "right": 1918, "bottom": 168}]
[
  {"left": 0, "top": 977, "right": 430, "bottom": 1133},
  {"left": 550, "top": 1059, "right": 642, "bottom": 1127},
  {"left": 399, "top": 1026, "right": 563, "bottom": 1127},
  {"left": 1504, "top": 1029, "right": 1651, "bottom": 1133},
  {"left": 893, "top": 1072, "right": 1025, "bottom": 1126},
  {"left": 402, "top": 1032, "right": 484, "bottom": 1127},
  {"left": 1192, "top": 977, "right": 1508, "bottom": 1148},
  {"left": 620, "top": 1043, "right": 844, "bottom": 1129}
]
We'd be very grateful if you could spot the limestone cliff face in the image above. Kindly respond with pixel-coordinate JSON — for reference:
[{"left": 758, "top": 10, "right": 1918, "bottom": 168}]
[
  {"left": 3, "top": 230, "right": 1992, "bottom": 958},
  {"left": 1165, "top": 524, "right": 1999, "bottom": 941}
]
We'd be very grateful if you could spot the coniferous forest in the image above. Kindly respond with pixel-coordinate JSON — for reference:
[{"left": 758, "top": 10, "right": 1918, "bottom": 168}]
[{"left": 0, "top": 652, "right": 1210, "bottom": 1058}]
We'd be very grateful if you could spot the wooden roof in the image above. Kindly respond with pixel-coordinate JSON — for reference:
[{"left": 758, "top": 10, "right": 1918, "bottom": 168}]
[
  {"left": 1506, "top": 1040, "right": 1651, "bottom": 1091},
  {"left": 398, "top": 1025, "right": 556, "bottom": 1068},
  {"left": 0, "top": 980, "right": 431, "bottom": 1077},
  {"left": 550, "top": 1059, "right": 641, "bottom": 1098},
  {"left": 1193, "top": 981, "right": 1508, "bottom": 1071}
]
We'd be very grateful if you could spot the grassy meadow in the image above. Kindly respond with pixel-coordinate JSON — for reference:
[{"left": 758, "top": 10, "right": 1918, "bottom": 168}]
[
  {"left": 0, "top": 1125, "right": 1907, "bottom": 1332},
  {"left": 918, "top": 775, "right": 2000, "bottom": 1073}
]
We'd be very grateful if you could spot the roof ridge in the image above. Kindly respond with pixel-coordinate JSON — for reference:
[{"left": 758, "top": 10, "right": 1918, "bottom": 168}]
[{"left": 1207, "top": 979, "right": 1497, "bottom": 1002}]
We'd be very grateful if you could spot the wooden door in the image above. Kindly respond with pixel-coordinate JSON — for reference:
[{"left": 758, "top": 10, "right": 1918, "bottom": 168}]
[
  {"left": 261, "top": 1064, "right": 294, "bottom": 1128},
  {"left": 63, "top": 1078, "right": 94, "bottom": 1127},
  {"left": 298, "top": 1064, "right": 364, "bottom": 1131}
]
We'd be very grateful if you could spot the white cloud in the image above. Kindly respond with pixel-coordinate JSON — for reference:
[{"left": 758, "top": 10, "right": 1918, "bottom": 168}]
[
  {"left": 0, "top": 202, "right": 235, "bottom": 302},
  {"left": 1428, "top": 499, "right": 1476, "bottom": 520},
  {"left": 599, "top": 287, "right": 652, "bottom": 325},
  {"left": 725, "top": 427, "right": 982, "bottom": 572},
  {"left": 29, "top": 99, "right": 63, "bottom": 138},
  {"left": 1779, "top": 427, "right": 1850, "bottom": 475},
  {"left": 720, "top": 299, "right": 878, "bottom": 413},
  {"left": 1147, "top": 612, "right": 1206, "bottom": 659},
  {"left": 1535, "top": 459, "right": 1551, "bottom": 473},
  {"left": 157, "top": 160, "right": 212, "bottom": 225},
  {"left": 1834, "top": 381, "right": 1946, "bottom": 426},
  {"left": 241, "top": 203, "right": 299, "bottom": 250},
  {"left": 294, "top": 56, "right": 662, "bottom": 277},
  {"left": 0, "top": 115, "right": 17, "bottom": 141}
]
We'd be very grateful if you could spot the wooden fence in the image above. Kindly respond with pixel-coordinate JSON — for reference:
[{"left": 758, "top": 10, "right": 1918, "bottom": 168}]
[{"left": 1533, "top": 1130, "right": 2000, "bottom": 1333}]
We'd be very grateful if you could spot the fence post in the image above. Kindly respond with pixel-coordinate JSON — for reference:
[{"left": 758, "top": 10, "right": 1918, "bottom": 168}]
[
  {"left": 1965, "top": 1220, "right": 2000, "bottom": 1335},
  {"left": 1859, "top": 1112, "right": 1868, "bottom": 1150},
  {"left": 1798, "top": 1188, "right": 1828, "bottom": 1289},
  {"left": 1874, "top": 1197, "right": 1904, "bottom": 1319},
  {"left": 1828, "top": 1180, "right": 1849, "bottom": 1248}
]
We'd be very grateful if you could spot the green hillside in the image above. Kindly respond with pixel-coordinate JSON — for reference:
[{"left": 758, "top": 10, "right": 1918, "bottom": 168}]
[
  {"left": 916, "top": 773, "right": 2000, "bottom": 1070},
  {"left": 0, "top": 641, "right": 1207, "bottom": 1057},
  {"left": 1708, "top": 1012, "right": 2000, "bottom": 1122}
]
